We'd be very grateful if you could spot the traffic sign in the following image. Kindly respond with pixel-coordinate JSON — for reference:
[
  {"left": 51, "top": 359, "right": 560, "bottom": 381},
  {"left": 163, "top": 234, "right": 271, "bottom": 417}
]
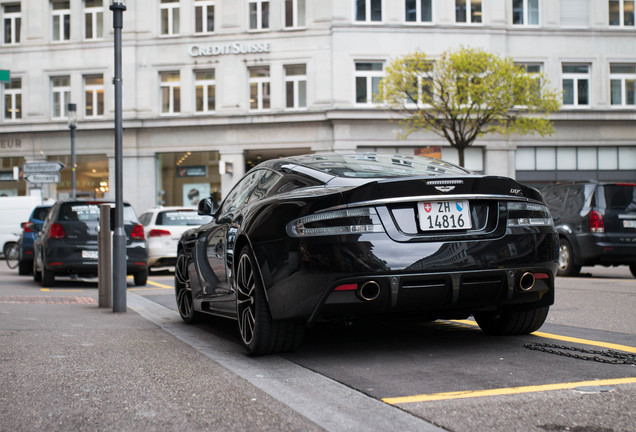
[
  {"left": 22, "top": 162, "right": 64, "bottom": 174},
  {"left": 25, "top": 174, "right": 60, "bottom": 184}
]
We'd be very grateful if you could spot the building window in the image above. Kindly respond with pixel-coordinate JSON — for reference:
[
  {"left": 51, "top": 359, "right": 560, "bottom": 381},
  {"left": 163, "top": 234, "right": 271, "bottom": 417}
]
[
  {"left": 84, "top": 75, "right": 104, "bottom": 117},
  {"left": 562, "top": 64, "right": 589, "bottom": 107},
  {"left": 516, "top": 146, "right": 636, "bottom": 171},
  {"left": 195, "top": 70, "right": 215, "bottom": 113},
  {"left": 285, "top": 65, "right": 307, "bottom": 109},
  {"left": 355, "top": 62, "right": 383, "bottom": 105},
  {"left": 355, "top": 0, "right": 382, "bottom": 22},
  {"left": 610, "top": 64, "right": 636, "bottom": 106},
  {"left": 609, "top": 0, "right": 635, "bottom": 26},
  {"left": 84, "top": 0, "right": 103, "bottom": 40},
  {"left": 249, "top": 66, "right": 270, "bottom": 111},
  {"left": 52, "top": 0, "right": 71, "bottom": 41},
  {"left": 195, "top": 0, "right": 214, "bottom": 33},
  {"left": 249, "top": 0, "right": 269, "bottom": 30},
  {"left": 456, "top": 0, "right": 482, "bottom": 24},
  {"left": 161, "top": 0, "right": 180, "bottom": 36},
  {"left": 3, "top": 4, "right": 21, "bottom": 44},
  {"left": 284, "top": 0, "right": 305, "bottom": 28},
  {"left": 3, "top": 78, "right": 22, "bottom": 120},
  {"left": 512, "top": 0, "right": 539, "bottom": 25},
  {"left": 160, "top": 71, "right": 181, "bottom": 114},
  {"left": 52, "top": 76, "right": 71, "bottom": 119},
  {"left": 406, "top": 0, "right": 432, "bottom": 23}
]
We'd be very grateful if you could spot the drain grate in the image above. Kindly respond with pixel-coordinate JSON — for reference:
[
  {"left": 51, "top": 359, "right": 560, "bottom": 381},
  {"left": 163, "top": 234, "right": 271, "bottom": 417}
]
[{"left": 0, "top": 296, "right": 97, "bottom": 305}]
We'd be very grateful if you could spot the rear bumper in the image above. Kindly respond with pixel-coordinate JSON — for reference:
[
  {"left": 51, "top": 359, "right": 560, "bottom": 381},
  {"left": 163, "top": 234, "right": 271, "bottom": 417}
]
[
  {"left": 44, "top": 243, "right": 148, "bottom": 276},
  {"left": 576, "top": 234, "right": 636, "bottom": 266}
]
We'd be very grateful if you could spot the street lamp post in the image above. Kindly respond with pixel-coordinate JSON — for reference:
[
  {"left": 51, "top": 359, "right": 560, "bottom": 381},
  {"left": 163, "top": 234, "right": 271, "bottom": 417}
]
[
  {"left": 110, "top": 0, "right": 126, "bottom": 313},
  {"left": 67, "top": 103, "right": 77, "bottom": 199}
]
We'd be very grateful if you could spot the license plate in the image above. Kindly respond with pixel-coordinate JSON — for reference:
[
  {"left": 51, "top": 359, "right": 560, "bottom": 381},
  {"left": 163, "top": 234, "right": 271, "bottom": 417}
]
[
  {"left": 418, "top": 200, "right": 472, "bottom": 231},
  {"left": 82, "top": 250, "right": 99, "bottom": 260},
  {"left": 624, "top": 220, "right": 636, "bottom": 229}
]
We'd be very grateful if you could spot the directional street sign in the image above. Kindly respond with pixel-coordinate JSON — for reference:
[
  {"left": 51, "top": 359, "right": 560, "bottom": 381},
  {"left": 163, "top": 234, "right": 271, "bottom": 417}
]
[
  {"left": 22, "top": 162, "right": 64, "bottom": 174},
  {"left": 24, "top": 174, "right": 60, "bottom": 184}
]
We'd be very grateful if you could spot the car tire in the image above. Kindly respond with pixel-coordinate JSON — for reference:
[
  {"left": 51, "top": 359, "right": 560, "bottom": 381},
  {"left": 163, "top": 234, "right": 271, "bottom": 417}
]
[
  {"left": 41, "top": 259, "right": 55, "bottom": 287},
  {"left": 557, "top": 238, "right": 581, "bottom": 277},
  {"left": 175, "top": 253, "right": 201, "bottom": 324},
  {"left": 236, "top": 246, "right": 304, "bottom": 356},
  {"left": 133, "top": 270, "right": 148, "bottom": 286},
  {"left": 18, "top": 259, "right": 32, "bottom": 276},
  {"left": 33, "top": 256, "right": 42, "bottom": 283},
  {"left": 474, "top": 306, "right": 549, "bottom": 335},
  {"left": 630, "top": 263, "right": 636, "bottom": 278}
]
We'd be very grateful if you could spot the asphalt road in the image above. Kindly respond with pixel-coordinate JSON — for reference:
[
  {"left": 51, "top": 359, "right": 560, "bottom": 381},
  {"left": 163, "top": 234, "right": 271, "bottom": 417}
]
[{"left": 2, "top": 263, "right": 635, "bottom": 431}]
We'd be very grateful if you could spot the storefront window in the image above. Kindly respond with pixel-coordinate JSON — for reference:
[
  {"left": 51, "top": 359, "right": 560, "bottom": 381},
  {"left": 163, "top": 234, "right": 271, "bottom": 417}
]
[
  {"left": 0, "top": 155, "right": 26, "bottom": 196},
  {"left": 54, "top": 153, "right": 109, "bottom": 199},
  {"left": 156, "top": 151, "right": 221, "bottom": 207}
]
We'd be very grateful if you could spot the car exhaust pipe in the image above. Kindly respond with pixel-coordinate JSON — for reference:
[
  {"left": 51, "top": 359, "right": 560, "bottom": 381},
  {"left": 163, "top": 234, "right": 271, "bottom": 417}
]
[
  {"left": 357, "top": 281, "right": 381, "bottom": 301},
  {"left": 519, "top": 272, "right": 536, "bottom": 291}
]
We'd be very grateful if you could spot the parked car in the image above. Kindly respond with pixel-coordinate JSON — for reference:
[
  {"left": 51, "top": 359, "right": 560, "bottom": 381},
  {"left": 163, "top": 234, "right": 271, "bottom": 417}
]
[
  {"left": 0, "top": 196, "right": 46, "bottom": 260},
  {"left": 18, "top": 205, "right": 52, "bottom": 275},
  {"left": 541, "top": 181, "right": 636, "bottom": 277},
  {"left": 175, "top": 153, "right": 559, "bottom": 355},
  {"left": 138, "top": 206, "right": 212, "bottom": 271},
  {"left": 33, "top": 200, "right": 148, "bottom": 286}
]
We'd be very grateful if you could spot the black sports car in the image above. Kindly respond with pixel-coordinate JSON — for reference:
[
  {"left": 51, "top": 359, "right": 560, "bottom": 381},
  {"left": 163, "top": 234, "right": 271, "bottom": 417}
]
[{"left": 176, "top": 153, "right": 558, "bottom": 355}]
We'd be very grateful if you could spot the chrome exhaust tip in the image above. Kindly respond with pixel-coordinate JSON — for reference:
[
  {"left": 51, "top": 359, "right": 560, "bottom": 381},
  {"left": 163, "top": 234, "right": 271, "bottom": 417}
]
[
  {"left": 519, "top": 272, "right": 536, "bottom": 291},
  {"left": 357, "top": 281, "right": 381, "bottom": 301}
]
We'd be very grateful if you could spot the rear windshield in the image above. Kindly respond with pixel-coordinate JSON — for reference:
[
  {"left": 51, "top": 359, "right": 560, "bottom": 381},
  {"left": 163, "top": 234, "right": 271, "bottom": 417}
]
[
  {"left": 603, "top": 184, "right": 636, "bottom": 211},
  {"left": 32, "top": 206, "right": 51, "bottom": 221},
  {"left": 156, "top": 210, "right": 212, "bottom": 226},
  {"left": 58, "top": 202, "right": 138, "bottom": 223},
  {"left": 295, "top": 153, "right": 471, "bottom": 178}
]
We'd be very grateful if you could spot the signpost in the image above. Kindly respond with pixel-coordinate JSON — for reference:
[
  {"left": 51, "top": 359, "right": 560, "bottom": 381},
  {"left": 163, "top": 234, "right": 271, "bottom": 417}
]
[
  {"left": 25, "top": 174, "right": 60, "bottom": 184},
  {"left": 22, "top": 162, "right": 64, "bottom": 174}
]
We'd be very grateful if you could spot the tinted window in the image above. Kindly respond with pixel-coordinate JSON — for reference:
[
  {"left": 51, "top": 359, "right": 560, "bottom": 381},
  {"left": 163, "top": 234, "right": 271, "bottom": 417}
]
[
  {"left": 32, "top": 207, "right": 51, "bottom": 221},
  {"left": 564, "top": 185, "right": 586, "bottom": 214},
  {"left": 58, "top": 202, "right": 137, "bottom": 223},
  {"left": 603, "top": 184, "right": 636, "bottom": 211},
  {"left": 156, "top": 210, "right": 212, "bottom": 225},
  {"left": 295, "top": 153, "right": 470, "bottom": 178}
]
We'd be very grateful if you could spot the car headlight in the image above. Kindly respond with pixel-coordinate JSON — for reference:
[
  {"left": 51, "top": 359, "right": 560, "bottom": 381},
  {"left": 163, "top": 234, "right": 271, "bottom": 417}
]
[
  {"left": 507, "top": 202, "right": 554, "bottom": 227},
  {"left": 287, "top": 207, "right": 385, "bottom": 237}
]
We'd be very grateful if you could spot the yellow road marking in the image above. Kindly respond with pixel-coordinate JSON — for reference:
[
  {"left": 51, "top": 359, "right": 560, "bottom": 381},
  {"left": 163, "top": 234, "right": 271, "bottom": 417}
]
[
  {"left": 40, "top": 288, "right": 84, "bottom": 292},
  {"left": 453, "top": 319, "right": 636, "bottom": 354},
  {"left": 382, "top": 377, "right": 636, "bottom": 404},
  {"left": 126, "top": 276, "right": 173, "bottom": 290}
]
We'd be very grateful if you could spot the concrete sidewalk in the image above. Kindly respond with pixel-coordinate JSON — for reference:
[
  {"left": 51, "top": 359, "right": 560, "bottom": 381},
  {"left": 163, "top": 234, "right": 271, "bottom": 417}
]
[{"left": 0, "top": 268, "right": 323, "bottom": 432}]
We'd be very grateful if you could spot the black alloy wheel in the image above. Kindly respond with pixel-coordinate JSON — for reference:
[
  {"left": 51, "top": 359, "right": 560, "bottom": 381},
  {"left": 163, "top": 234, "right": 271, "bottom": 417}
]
[
  {"left": 236, "top": 246, "right": 304, "bottom": 356},
  {"left": 175, "top": 252, "right": 199, "bottom": 323},
  {"left": 474, "top": 306, "right": 550, "bottom": 335},
  {"left": 32, "top": 257, "right": 42, "bottom": 283},
  {"left": 557, "top": 238, "right": 581, "bottom": 277}
]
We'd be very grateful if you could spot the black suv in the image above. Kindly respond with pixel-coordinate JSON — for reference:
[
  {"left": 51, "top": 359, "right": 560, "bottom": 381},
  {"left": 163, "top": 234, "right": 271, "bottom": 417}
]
[
  {"left": 33, "top": 200, "right": 148, "bottom": 286},
  {"left": 542, "top": 182, "right": 636, "bottom": 277}
]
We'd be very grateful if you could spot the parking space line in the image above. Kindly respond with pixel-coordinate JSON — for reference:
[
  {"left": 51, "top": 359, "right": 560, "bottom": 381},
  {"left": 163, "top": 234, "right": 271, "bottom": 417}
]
[
  {"left": 453, "top": 319, "right": 636, "bottom": 354},
  {"left": 40, "top": 288, "right": 84, "bottom": 292},
  {"left": 382, "top": 377, "right": 636, "bottom": 405},
  {"left": 126, "top": 277, "right": 173, "bottom": 290}
]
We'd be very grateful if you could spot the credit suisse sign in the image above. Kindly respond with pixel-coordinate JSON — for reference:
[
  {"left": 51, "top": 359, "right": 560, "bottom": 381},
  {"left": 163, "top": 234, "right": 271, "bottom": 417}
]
[{"left": 188, "top": 41, "right": 271, "bottom": 57}]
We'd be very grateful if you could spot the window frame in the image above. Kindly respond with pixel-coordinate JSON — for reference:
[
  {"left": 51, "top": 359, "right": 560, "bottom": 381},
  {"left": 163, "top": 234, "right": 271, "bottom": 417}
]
[
  {"left": 84, "top": 0, "right": 103, "bottom": 40},
  {"left": 249, "top": 66, "right": 271, "bottom": 111},
  {"left": 194, "top": 0, "right": 214, "bottom": 34},
  {"left": 284, "top": 64, "right": 307, "bottom": 110},
  {"left": 3, "top": 77, "right": 22, "bottom": 121},
  {"left": 609, "top": 64, "right": 636, "bottom": 107},
  {"left": 609, "top": 0, "right": 635, "bottom": 27},
  {"left": 160, "top": 71, "right": 181, "bottom": 115},
  {"left": 51, "top": 76, "right": 71, "bottom": 119},
  {"left": 249, "top": 0, "right": 270, "bottom": 31},
  {"left": 354, "top": 0, "right": 383, "bottom": 23},
  {"left": 354, "top": 61, "right": 384, "bottom": 106},
  {"left": 160, "top": 0, "right": 180, "bottom": 36},
  {"left": 52, "top": 0, "right": 71, "bottom": 42},
  {"left": 405, "top": 0, "right": 433, "bottom": 24},
  {"left": 84, "top": 74, "right": 104, "bottom": 118},
  {"left": 284, "top": 0, "right": 306, "bottom": 28},
  {"left": 2, "top": 3, "right": 21, "bottom": 45},
  {"left": 455, "top": 0, "right": 482, "bottom": 24},
  {"left": 194, "top": 69, "right": 216, "bottom": 113},
  {"left": 512, "top": 0, "right": 540, "bottom": 26},
  {"left": 561, "top": 64, "right": 591, "bottom": 108}
]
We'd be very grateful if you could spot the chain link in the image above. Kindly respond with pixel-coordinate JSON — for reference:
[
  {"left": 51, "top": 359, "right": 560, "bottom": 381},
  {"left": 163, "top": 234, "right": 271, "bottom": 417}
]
[{"left": 523, "top": 342, "right": 636, "bottom": 365}]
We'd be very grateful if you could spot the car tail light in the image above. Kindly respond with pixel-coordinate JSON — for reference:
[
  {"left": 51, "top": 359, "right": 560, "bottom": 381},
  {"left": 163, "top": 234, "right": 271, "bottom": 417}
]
[
  {"left": 589, "top": 211, "right": 605, "bottom": 233},
  {"left": 49, "top": 223, "right": 66, "bottom": 239},
  {"left": 148, "top": 229, "right": 171, "bottom": 238},
  {"left": 506, "top": 202, "right": 554, "bottom": 227},
  {"left": 23, "top": 222, "right": 35, "bottom": 233},
  {"left": 287, "top": 207, "right": 385, "bottom": 237},
  {"left": 131, "top": 224, "right": 145, "bottom": 240}
]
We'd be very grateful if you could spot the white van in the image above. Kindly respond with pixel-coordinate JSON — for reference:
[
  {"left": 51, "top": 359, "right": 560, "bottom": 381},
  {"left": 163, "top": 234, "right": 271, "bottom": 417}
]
[{"left": 0, "top": 196, "right": 51, "bottom": 256}]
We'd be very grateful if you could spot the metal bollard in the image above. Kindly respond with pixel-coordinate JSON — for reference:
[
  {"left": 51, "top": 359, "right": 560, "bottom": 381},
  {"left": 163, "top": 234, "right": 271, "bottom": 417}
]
[{"left": 98, "top": 204, "right": 112, "bottom": 308}]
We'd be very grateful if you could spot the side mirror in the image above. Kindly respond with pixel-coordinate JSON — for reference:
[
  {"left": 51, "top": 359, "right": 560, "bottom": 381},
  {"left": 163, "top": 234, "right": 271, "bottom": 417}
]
[{"left": 198, "top": 197, "right": 215, "bottom": 216}]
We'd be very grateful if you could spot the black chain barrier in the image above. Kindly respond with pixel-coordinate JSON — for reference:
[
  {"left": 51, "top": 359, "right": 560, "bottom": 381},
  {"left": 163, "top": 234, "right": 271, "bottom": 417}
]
[{"left": 523, "top": 342, "right": 636, "bottom": 365}]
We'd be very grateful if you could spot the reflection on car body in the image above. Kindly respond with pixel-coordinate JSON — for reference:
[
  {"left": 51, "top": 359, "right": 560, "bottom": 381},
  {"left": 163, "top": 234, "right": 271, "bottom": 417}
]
[{"left": 176, "top": 153, "right": 559, "bottom": 355}]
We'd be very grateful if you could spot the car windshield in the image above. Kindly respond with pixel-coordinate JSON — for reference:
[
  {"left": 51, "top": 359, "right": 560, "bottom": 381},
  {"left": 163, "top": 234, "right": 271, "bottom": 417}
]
[
  {"left": 604, "top": 184, "right": 636, "bottom": 211},
  {"left": 59, "top": 202, "right": 138, "bottom": 223},
  {"left": 32, "top": 207, "right": 51, "bottom": 221},
  {"left": 156, "top": 210, "right": 212, "bottom": 226},
  {"left": 295, "top": 153, "right": 471, "bottom": 178}
]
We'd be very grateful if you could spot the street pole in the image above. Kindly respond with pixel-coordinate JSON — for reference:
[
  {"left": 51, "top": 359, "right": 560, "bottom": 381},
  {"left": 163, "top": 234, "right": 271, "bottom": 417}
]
[
  {"left": 111, "top": 0, "right": 126, "bottom": 313},
  {"left": 67, "top": 103, "right": 77, "bottom": 199}
]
